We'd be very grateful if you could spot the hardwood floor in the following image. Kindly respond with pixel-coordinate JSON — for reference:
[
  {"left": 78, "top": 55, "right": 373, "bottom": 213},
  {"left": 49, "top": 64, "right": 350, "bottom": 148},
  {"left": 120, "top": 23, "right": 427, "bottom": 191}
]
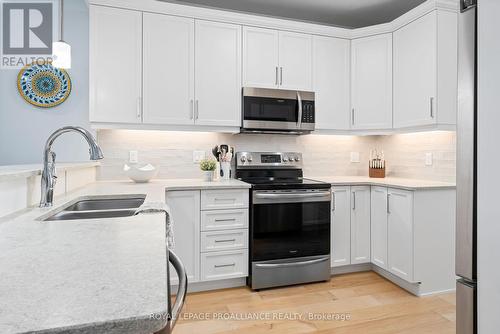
[{"left": 175, "top": 271, "right": 456, "bottom": 334}]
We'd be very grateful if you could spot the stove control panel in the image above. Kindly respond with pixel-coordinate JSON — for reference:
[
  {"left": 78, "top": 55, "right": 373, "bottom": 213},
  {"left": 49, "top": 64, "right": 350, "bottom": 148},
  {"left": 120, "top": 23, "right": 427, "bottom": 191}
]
[{"left": 236, "top": 152, "right": 303, "bottom": 168}]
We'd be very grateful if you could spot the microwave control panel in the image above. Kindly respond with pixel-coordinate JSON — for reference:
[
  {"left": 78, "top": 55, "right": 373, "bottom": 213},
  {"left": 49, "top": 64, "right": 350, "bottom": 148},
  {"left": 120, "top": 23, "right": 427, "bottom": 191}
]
[{"left": 302, "top": 101, "right": 315, "bottom": 123}]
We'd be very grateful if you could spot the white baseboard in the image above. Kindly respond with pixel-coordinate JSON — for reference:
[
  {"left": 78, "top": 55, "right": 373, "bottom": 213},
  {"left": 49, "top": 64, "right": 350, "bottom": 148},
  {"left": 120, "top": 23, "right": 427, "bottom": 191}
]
[
  {"left": 331, "top": 263, "right": 372, "bottom": 275},
  {"left": 173, "top": 265, "right": 453, "bottom": 297}
]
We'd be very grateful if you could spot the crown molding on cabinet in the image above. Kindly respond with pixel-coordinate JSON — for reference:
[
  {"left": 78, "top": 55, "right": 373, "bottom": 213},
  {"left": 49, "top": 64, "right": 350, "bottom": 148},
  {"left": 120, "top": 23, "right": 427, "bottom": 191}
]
[
  {"left": 351, "top": 0, "right": 459, "bottom": 39},
  {"left": 89, "top": 0, "right": 458, "bottom": 40},
  {"left": 88, "top": 0, "right": 351, "bottom": 39}
]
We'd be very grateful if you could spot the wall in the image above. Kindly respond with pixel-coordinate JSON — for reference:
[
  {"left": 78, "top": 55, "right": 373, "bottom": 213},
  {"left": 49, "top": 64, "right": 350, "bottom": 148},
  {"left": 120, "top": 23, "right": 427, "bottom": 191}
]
[
  {"left": 96, "top": 129, "right": 456, "bottom": 182},
  {"left": 373, "top": 131, "right": 456, "bottom": 182},
  {"left": 0, "top": 0, "right": 91, "bottom": 166},
  {"left": 478, "top": 0, "right": 500, "bottom": 332}
]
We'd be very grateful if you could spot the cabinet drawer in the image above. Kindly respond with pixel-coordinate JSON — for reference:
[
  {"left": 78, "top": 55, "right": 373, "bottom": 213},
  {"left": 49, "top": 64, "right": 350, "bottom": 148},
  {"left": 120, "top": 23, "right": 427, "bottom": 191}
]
[
  {"left": 201, "top": 209, "right": 249, "bottom": 231},
  {"left": 201, "top": 249, "right": 248, "bottom": 281},
  {"left": 201, "top": 189, "right": 249, "bottom": 210},
  {"left": 201, "top": 229, "right": 248, "bottom": 252}
]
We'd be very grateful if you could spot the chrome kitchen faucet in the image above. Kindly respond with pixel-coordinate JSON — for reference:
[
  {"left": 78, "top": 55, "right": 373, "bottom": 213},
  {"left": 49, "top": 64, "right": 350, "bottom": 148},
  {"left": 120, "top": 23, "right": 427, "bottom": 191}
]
[{"left": 40, "top": 126, "right": 103, "bottom": 208}]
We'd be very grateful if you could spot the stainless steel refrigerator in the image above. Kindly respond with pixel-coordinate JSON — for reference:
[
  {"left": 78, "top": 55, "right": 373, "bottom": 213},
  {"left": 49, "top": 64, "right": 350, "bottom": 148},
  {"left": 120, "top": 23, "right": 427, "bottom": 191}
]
[{"left": 456, "top": 0, "right": 477, "bottom": 333}]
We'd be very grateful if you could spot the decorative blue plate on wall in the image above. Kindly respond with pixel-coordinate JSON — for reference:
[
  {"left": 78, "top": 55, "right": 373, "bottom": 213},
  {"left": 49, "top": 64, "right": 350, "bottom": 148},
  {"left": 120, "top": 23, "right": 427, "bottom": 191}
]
[{"left": 17, "top": 63, "right": 71, "bottom": 108}]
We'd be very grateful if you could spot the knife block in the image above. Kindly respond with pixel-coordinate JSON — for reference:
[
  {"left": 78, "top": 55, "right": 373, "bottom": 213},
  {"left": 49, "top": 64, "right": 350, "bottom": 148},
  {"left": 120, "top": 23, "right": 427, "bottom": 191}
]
[{"left": 369, "top": 167, "right": 386, "bottom": 178}]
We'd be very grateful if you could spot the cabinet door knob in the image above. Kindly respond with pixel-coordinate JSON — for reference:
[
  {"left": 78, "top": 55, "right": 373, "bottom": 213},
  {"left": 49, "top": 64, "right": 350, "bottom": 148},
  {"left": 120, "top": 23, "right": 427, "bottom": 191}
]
[
  {"left": 136, "top": 97, "right": 142, "bottom": 120},
  {"left": 190, "top": 99, "right": 194, "bottom": 120},
  {"left": 387, "top": 193, "right": 391, "bottom": 214},
  {"left": 430, "top": 97, "right": 435, "bottom": 118}
]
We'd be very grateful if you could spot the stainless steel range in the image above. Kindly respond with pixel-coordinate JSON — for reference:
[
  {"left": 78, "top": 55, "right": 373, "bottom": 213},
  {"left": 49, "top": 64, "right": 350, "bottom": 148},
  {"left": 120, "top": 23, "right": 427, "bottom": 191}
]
[{"left": 235, "top": 152, "right": 331, "bottom": 290}]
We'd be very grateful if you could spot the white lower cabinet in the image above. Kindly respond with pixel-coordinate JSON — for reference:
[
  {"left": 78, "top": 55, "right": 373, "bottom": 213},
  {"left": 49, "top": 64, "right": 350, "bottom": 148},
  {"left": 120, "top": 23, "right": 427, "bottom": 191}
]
[
  {"left": 201, "top": 189, "right": 249, "bottom": 210},
  {"left": 201, "top": 229, "right": 248, "bottom": 252},
  {"left": 370, "top": 187, "right": 414, "bottom": 281},
  {"left": 370, "top": 186, "right": 388, "bottom": 269},
  {"left": 350, "top": 186, "right": 371, "bottom": 264},
  {"left": 333, "top": 185, "right": 455, "bottom": 295},
  {"left": 387, "top": 188, "right": 414, "bottom": 281},
  {"left": 331, "top": 186, "right": 370, "bottom": 267},
  {"left": 331, "top": 186, "right": 351, "bottom": 267},
  {"left": 165, "top": 190, "right": 201, "bottom": 284},
  {"left": 201, "top": 209, "right": 248, "bottom": 231},
  {"left": 166, "top": 188, "right": 249, "bottom": 286},
  {"left": 201, "top": 249, "right": 249, "bottom": 281}
]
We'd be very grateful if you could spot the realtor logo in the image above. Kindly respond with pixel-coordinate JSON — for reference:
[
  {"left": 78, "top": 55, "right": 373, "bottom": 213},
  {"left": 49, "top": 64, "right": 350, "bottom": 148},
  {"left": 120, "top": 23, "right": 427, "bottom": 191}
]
[{"left": 1, "top": 1, "right": 54, "bottom": 69}]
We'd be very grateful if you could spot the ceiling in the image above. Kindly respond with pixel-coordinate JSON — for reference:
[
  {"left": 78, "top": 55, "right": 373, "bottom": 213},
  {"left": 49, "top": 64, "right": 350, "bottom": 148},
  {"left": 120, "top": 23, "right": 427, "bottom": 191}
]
[{"left": 161, "top": 0, "right": 427, "bottom": 28}]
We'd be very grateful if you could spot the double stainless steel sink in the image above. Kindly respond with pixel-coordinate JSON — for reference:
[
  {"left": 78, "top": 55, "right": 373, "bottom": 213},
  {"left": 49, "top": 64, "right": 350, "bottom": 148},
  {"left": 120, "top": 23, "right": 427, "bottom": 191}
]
[{"left": 41, "top": 195, "right": 146, "bottom": 221}]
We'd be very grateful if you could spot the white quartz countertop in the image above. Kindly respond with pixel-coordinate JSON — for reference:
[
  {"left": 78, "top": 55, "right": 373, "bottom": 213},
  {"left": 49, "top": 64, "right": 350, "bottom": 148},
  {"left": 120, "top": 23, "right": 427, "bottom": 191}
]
[
  {"left": 160, "top": 178, "right": 251, "bottom": 190},
  {"left": 0, "top": 179, "right": 250, "bottom": 334},
  {"left": 308, "top": 175, "right": 456, "bottom": 190},
  {"left": 0, "top": 162, "right": 100, "bottom": 181}
]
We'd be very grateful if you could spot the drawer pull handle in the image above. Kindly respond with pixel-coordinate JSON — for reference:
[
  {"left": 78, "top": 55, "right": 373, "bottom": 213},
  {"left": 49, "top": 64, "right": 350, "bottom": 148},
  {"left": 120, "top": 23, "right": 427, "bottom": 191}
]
[
  {"left": 214, "top": 263, "right": 236, "bottom": 268},
  {"left": 214, "top": 198, "right": 236, "bottom": 202},
  {"left": 214, "top": 239, "right": 236, "bottom": 243},
  {"left": 214, "top": 218, "right": 237, "bottom": 222}
]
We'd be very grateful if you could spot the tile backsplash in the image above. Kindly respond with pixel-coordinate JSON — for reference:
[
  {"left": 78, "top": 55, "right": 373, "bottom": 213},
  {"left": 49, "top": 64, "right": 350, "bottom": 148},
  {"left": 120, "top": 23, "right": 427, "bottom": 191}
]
[{"left": 96, "top": 130, "right": 456, "bottom": 182}]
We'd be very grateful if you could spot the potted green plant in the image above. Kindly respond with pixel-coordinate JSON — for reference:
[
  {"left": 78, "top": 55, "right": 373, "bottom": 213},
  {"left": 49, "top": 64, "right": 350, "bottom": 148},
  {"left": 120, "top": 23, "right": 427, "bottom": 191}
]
[{"left": 200, "top": 158, "right": 216, "bottom": 181}]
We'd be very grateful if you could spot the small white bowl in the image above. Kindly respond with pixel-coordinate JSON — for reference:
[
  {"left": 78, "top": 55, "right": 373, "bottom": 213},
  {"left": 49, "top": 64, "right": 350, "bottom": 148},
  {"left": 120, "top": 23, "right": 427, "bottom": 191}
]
[{"left": 123, "top": 163, "right": 159, "bottom": 183}]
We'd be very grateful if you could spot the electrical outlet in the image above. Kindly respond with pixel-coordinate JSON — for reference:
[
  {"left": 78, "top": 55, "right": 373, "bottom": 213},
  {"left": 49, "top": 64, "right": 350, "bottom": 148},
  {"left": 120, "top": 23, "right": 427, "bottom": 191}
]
[
  {"left": 425, "top": 152, "right": 433, "bottom": 166},
  {"left": 193, "top": 150, "right": 206, "bottom": 163},
  {"left": 129, "top": 150, "right": 138, "bottom": 163},
  {"left": 350, "top": 152, "right": 360, "bottom": 163}
]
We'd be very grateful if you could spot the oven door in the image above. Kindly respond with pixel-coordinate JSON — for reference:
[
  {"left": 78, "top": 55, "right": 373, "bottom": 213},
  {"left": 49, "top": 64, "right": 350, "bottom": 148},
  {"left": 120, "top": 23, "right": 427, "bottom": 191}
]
[
  {"left": 243, "top": 95, "right": 299, "bottom": 131},
  {"left": 251, "top": 189, "right": 331, "bottom": 262}
]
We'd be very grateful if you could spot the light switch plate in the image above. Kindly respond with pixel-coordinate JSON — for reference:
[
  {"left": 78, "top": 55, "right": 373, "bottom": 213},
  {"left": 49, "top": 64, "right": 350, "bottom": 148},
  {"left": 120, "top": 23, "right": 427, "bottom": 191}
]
[
  {"left": 425, "top": 153, "right": 433, "bottom": 166},
  {"left": 193, "top": 150, "right": 206, "bottom": 163},
  {"left": 350, "top": 152, "right": 360, "bottom": 163},
  {"left": 129, "top": 150, "right": 138, "bottom": 163}
]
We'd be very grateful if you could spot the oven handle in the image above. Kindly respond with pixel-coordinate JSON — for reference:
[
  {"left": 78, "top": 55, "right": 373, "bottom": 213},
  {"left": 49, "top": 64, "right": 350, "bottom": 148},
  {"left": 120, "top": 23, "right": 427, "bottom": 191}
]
[
  {"left": 255, "top": 256, "right": 329, "bottom": 268},
  {"left": 253, "top": 191, "right": 330, "bottom": 203}
]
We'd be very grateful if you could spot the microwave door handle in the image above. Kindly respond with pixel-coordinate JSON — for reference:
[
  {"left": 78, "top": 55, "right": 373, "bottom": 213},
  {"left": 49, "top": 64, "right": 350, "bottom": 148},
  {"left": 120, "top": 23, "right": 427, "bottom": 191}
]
[{"left": 297, "top": 92, "right": 303, "bottom": 129}]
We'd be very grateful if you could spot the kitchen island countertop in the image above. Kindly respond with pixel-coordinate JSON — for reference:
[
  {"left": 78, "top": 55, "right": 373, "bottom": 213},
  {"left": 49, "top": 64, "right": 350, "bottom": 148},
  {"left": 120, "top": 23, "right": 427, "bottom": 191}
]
[{"left": 0, "top": 179, "right": 249, "bottom": 334}]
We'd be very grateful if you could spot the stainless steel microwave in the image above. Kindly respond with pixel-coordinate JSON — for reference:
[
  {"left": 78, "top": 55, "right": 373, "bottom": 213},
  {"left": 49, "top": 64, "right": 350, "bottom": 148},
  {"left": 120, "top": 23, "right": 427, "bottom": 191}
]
[{"left": 241, "top": 87, "right": 315, "bottom": 134}]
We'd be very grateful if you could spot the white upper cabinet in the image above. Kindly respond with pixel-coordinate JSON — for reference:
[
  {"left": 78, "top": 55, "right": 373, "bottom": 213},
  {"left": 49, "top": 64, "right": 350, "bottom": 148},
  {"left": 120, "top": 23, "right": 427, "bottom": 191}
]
[
  {"left": 331, "top": 186, "right": 351, "bottom": 267},
  {"left": 242, "top": 27, "right": 279, "bottom": 89},
  {"left": 278, "top": 31, "right": 312, "bottom": 90},
  {"left": 370, "top": 186, "right": 388, "bottom": 270},
  {"left": 242, "top": 27, "right": 312, "bottom": 90},
  {"left": 394, "top": 10, "right": 458, "bottom": 128},
  {"left": 350, "top": 186, "right": 371, "bottom": 264},
  {"left": 387, "top": 188, "right": 414, "bottom": 282},
  {"left": 394, "top": 12, "right": 436, "bottom": 128},
  {"left": 351, "top": 33, "right": 393, "bottom": 130},
  {"left": 143, "top": 13, "right": 195, "bottom": 125},
  {"left": 90, "top": 6, "right": 142, "bottom": 124},
  {"left": 195, "top": 20, "right": 242, "bottom": 126},
  {"left": 313, "top": 36, "right": 351, "bottom": 130}
]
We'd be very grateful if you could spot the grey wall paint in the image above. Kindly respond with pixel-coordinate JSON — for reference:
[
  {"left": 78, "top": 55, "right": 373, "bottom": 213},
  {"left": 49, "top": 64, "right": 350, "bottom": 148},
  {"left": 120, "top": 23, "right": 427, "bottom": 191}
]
[
  {"left": 0, "top": 0, "right": 91, "bottom": 166},
  {"left": 162, "top": 0, "right": 426, "bottom": 28}
]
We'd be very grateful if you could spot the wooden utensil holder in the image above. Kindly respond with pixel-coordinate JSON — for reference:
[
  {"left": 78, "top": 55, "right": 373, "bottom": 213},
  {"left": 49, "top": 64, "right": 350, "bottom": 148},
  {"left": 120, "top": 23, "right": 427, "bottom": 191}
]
[{"left": 369, "top": 167, "right": 386, "bottom": 178}]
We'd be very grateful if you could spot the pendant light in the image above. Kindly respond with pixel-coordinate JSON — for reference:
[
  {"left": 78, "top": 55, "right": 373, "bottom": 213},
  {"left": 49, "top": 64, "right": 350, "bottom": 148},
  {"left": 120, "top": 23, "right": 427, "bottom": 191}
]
[{"left": 52, "top": 0, "right": 71, "bottom": 69}]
